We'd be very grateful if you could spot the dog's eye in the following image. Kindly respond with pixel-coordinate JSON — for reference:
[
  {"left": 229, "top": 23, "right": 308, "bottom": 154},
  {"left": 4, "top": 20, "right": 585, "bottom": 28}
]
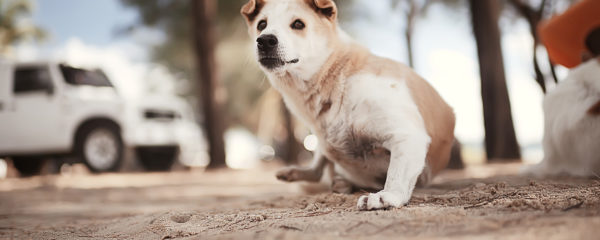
[
  {"left": 257, "top": 20, "right": 267, "bottom": 31},
  {"left": 291, "top": 19, "right": 305, "bottom": 30}
]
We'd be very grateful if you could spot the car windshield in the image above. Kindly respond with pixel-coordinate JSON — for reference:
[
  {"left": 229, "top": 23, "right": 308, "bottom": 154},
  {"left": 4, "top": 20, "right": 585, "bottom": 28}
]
[{"left": 60, "top": 64, "right": 113, "bottom": 87}]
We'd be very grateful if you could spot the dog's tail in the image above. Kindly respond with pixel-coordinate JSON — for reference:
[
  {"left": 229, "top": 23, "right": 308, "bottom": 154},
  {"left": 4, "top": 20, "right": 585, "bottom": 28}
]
[{"left": 446, "top": 138, "right": 464, "bottom": 169}]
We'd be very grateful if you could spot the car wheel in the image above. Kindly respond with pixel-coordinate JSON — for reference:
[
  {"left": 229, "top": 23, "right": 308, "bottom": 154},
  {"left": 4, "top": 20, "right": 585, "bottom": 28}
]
[
  {"left": 76, "top": 124, "right": 123, "bottom": 173},
  {"left": 136, "top": 146, "right": 177, "bottom": 171},
  {"left": 12, "top": 157, "right": 46, "bottom": 177}
]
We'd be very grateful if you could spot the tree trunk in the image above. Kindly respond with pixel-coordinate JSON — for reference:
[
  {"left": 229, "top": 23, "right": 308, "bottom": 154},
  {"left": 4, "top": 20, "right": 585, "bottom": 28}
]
[
  {"left": 447, "top": 139, "right": 464, "bottom": 169},
  {"left": 282, "top": 101, "right": 301, "bottom": 165},
  {"left": 405, "top": 0, "right": 417, "bottom": 68},
  {"left": 192, "top": 0, "right": 227, "bottom": 169},
  {"left": 469, "top": 0, "right": 521, "bottom": 161},
  {"left": 508, "top": 0, "right": 558, "bottom": 90}
]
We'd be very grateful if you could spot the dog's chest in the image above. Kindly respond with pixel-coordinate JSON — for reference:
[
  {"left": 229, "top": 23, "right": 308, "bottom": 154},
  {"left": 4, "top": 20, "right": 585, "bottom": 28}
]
[
  {"left": 323, "top": 124, "right": 389, "bottom": 161},
  {"left": 317, "top": 116, "right": 391, "bottom": 188}
]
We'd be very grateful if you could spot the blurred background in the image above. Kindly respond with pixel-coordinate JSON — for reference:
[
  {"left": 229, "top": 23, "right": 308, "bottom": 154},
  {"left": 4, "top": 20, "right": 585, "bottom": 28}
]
[{"left": 0, "top": 0, "right": 579, "bottom": 178}]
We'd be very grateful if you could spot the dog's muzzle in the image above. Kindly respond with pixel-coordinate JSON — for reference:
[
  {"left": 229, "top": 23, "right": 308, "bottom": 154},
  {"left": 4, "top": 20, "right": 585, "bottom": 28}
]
[
  {"left": 257, "top": 34, "right": 278, "bottom": 52},
  {"left": 257, "top": 34, "right": 284, "bottom": 69},
  {"left": 256, "top": 34, "right": 299, "bottom": 69}
]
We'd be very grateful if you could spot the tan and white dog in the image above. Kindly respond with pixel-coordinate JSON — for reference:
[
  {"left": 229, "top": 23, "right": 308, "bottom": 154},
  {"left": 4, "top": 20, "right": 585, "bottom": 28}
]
[{"left": 241, "top": 0, "right": 455, "bottom": 210}]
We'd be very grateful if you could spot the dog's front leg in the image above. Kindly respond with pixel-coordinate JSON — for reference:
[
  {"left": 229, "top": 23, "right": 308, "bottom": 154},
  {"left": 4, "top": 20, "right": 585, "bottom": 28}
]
[
  {"left": 276, "top": 150, "right": 328, "bottom": 182},
  {"left": 357, "top": 133, "right": 430, "bottom": 210}
]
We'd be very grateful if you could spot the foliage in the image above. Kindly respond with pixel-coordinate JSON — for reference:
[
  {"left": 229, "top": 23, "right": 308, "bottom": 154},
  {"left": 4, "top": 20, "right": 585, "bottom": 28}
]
[
  {"left": 121, "top": 0, "right": 265, "bottom": 123},
  {"left": 0, "top": 0, "right": 46, "bottom": 56},
  {"left": 119, "top": 0, "right": 249, "bottom": 75},
  {"left": 503, "top": 0, "right": 578, "bottom": 91}
]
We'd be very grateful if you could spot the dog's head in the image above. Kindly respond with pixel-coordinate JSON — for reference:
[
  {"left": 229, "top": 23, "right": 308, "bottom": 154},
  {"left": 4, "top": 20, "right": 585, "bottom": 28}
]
[{"left": 241, "top": 0, "right": 338, "bottom": 76}]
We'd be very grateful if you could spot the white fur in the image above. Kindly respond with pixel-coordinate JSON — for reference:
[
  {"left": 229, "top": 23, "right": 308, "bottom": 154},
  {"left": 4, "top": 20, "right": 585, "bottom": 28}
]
[
  {"left": 334, "top": 75, "right": 429, "bottom": 191},
  {"left": 522, "top": 60, "right": 600, "bottom": 177},
  {"left": 297, "top": 74, "right": 430, "bottom": 210}
]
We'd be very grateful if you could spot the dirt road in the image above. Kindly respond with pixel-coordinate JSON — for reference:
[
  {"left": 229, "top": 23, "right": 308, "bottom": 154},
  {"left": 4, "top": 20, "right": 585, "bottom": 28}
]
[{"left": 1, "top": 163, "right": 599, "bottom": 239}]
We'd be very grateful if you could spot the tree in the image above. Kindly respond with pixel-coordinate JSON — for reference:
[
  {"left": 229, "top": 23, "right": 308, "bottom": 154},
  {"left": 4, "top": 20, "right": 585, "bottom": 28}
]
[
  {"left": 391, "top": 0, "right": 423, "bottom": 68},
  {"left": 469, "top": 0, "right": 521, "bottom": 161},
  {"left": 282, "top": 104, "right": 302, "bottom": 165},
  {"left": 390, "top": 0, "right": 463, "bottom": 68},
  {"left": 389, "top": 0, "right": 428, "bottom": 68},
  {"left": 403, "top": 0, "right": 419, "bottom": 68},
  {"left": 0, "top": 0, "right": 45, "bottom": 56},
  {"left": 120, "top": 0, "right": 253, "bottom": 169},
  {"left": 506, "top": 0, "right": 559, "bottom": 93},
  {"left": 192, "top": 0, "right": 226, "bottom": 169}
]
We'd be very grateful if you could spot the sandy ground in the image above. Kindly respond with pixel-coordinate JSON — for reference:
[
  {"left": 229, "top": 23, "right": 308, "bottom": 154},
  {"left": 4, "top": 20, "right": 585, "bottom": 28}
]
[{"left": 1, "top": 163, "right": 599, "bottom": 240}]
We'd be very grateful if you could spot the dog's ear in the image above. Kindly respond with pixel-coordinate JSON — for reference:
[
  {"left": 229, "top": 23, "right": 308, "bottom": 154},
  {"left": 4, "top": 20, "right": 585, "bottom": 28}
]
[
  {"left": 241, "top": 0, "right": 265, "bottom": 24},
  {"left": 311, "top": 0, "right": 337, "bottom": 21},
  {"left": 588, "top": 100, "right": 600, "bottom": 115}
]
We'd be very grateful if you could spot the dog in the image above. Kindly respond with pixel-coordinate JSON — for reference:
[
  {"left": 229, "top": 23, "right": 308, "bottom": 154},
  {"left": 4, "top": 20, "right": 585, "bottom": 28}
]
[
  {"left": 241, "top": 0, "right": 455, "bottom": 210},
  {"left": 522, "top": 27, "right": 600, "bottom": 178},
  {"left": 522, "top": 57, "right": 600, "bottom": 177}
]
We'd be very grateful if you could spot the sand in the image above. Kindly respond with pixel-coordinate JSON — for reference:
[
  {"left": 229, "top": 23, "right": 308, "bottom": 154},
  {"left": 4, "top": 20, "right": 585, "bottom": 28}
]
[{"left": 1, "top": 163, "right": 599, "bottom": 239}]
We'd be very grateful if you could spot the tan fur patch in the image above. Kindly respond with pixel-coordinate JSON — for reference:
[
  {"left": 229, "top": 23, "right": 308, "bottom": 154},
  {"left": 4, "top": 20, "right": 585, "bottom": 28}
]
[
  {"left": 338, "top": 46, "right": 456, "bottom": 177},
  {"left": 241, "top": 0, "right": 265, "bottom": 23},
  {"left": 588, "top": 100, "right": 600, "bottom": 115},
  {"left": 316, "top": 44, "right": 455, "bottom": 178},
  {"left": 303, "top": 0, "right": 337, "bottom": 20},
  {"left": 282, "top": 40, "right": 455, "bottom": 179}
]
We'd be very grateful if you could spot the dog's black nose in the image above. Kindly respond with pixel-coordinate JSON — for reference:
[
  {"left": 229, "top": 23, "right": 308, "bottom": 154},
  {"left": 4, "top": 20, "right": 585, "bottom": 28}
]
[{"left": 257, "top": 34, "right": 278, "bottom": 51}]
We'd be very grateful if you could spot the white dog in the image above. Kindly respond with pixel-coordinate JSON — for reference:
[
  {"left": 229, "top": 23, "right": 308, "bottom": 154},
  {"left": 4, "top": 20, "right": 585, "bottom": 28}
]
[
  {"left": 523, "top": 58, "right": 600, "bottom": 177},
  {"left": 242, "top": 0, "right": 455, "bottom": 210}
]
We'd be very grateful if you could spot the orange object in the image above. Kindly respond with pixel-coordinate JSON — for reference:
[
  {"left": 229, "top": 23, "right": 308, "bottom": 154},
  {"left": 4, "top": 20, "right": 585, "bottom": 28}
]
[{"left": 538, "top": 0, "right": 600, "bottom": 68}]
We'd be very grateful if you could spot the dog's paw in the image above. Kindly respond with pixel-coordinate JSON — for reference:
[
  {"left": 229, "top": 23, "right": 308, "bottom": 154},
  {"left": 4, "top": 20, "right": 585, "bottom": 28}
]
[
  {"left": 357, "top": 191, "right": 406, "bottom": 211},
  {"left": 276, "top": 167, "right": 302, "bottom": 182}
]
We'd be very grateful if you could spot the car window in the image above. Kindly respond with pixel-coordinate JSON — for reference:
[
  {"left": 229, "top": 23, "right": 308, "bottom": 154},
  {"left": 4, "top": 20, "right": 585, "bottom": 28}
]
[
  {"left": 13, "top": 67, "right": 53, "bottom": 94},
  {"left": 144, "top": 109, "right": 180, "bottom": 121},
  {"left": 60, "top": 65, "right": 113, "bottom": 87}
]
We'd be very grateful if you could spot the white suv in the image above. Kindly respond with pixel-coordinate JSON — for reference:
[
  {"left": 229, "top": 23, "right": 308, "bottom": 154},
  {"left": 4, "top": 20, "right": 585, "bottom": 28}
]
[{"left": 0, "top": 60, "right": 190, "bottom": 175}]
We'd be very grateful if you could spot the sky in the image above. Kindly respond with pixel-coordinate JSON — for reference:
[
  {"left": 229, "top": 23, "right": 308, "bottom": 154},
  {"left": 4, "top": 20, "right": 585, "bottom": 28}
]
[
  {"left": 32, "top": 0, "right": 138, "bottom": 47},
  {"left": 16, "top": 0, "right": 564, "bottom": 163}
]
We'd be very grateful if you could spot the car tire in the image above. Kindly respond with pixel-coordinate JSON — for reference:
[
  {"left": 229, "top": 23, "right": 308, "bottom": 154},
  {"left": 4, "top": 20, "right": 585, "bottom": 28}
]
[
  {"left": 12, "top": 157, "right": 46, "bottom": 177},
  {"left": 76, "top": 123, "right": 123, "bottom": 173},
  {"left": 136, "top": 146, "right": 177, "bottom": 171}
]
